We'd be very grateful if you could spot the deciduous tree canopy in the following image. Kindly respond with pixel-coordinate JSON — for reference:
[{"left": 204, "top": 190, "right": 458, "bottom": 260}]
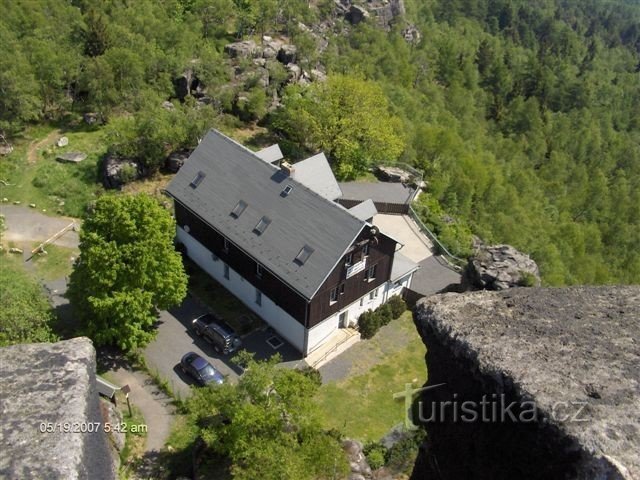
[
  {"left": 274, "top": 75, "right": 406, "bottom": 179},
  {"left": 68, "top": 194, "right": 187, "bottom": 351}
]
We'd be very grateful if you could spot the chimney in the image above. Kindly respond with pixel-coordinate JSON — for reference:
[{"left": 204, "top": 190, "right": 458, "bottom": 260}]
[{"left": 281, "top": 161, "right": 295, "bottom": 176}]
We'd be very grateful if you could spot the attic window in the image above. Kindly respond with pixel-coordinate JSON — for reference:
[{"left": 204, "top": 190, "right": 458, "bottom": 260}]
[
  {"left": 190, "top": 171, "right": 206, "bottom": 188},
  {"left": 254, "top": 216, "right": 271, "bottom": 235},
  {"left": 282, "top": 184, "right": 294, "bottom": 197},
  {"left": 230, "top": 200, "right": 248, "bottom": 218},
  {"left": 295, "top": 245, "right": 314, "bottom": 265}
]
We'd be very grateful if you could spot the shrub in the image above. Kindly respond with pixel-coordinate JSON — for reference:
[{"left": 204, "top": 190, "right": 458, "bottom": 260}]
[
  {"left": 385, "top": 430, "right": 426, "bottom": 473},
  {"left": 387, "top": 295, "right": 407, "bottom": 318},
  {"left": 364, "top": 442, "right": 388, "bottom": 470},
  {"left": 377, "top": 303, "right": 393, "bottom": 326},
  {"left": 358, "top": 310, "right": 380, "bottom": 339}
]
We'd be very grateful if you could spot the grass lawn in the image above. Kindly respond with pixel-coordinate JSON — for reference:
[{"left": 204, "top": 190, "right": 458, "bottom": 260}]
[
  {"left": 315, "top": 312, "right": 427, "bottom": 442},
  {"left": 0, "top": 121, "right": 107, "bottom": 217},
  {"left": 28, "top": 243, "right": 78, "bottom": 281}
]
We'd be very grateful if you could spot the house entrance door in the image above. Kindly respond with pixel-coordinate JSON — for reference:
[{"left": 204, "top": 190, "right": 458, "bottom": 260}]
[{"left": 339, "top": 311, "right": 348, "bottom": 328}]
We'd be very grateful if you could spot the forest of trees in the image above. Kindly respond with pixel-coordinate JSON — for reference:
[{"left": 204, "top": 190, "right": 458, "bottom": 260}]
[{"left": 1, "top": 0, "right": 639, "bottom": 285}]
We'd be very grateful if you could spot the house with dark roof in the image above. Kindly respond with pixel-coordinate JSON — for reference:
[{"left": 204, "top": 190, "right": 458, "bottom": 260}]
[{"left": 165, "top": 129, "right": 418, "bottom": 357}]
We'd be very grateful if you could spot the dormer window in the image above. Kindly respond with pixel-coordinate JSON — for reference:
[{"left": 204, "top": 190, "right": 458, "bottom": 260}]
[
  {"left": 254, "top": 216, "right": 271, "bottom": 235},
  {"left": 230, "top": 200, "right": 248, "bottom": 218},
  {"left": 190, "top": 171, "right": 206, "bottom": 188},
  {"left": 295, "top": 245, "right": 314, "bottom": 265}
]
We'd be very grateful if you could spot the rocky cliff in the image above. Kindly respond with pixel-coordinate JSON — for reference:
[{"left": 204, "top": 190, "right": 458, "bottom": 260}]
[
  {"left": 411, "top": 286, "right": 640, "bottom": 480},
  {"left": 0, "top": 337, "right": 116, "bottom": 480}
]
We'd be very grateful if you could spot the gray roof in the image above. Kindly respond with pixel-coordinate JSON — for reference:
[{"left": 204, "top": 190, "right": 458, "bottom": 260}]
[
  {"left": 166, "top": 130, "right": 366, "bottom": 299},
  {"left": 292, "top": 153, "right": 343, "bottom": 201},
  {"left": 348, "top": 199, "right": 378, "bottom": 221},
  {"left": 339, "top": 181, "right": 415, "bottom": 204},
  {"left": 255, "top": 144, "right": 283, "bottom": 164},
  {"left": 390, "top": 251, "right": 419, "bottom": 281}
]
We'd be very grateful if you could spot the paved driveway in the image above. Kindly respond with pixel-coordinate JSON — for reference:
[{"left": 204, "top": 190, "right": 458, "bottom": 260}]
[
  {"left": 144, "top": 294, "right": 302, "bottom": 399},
  {"left": 373, "top": 214, "right": 433, "bottom": 263}
]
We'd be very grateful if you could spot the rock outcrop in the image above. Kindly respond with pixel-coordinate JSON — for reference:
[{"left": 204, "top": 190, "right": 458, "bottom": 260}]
[
  {"left": 343, "top": 439, "right": 373, "bottom": 479},
  {"left": 412, "top": 286, "right": 640, "bottom": 480},
  {"left": 0, "top": 337, "right": 117, "bottom": 479},
  {"left": 464, "top": 244, "right": 541, "bottom": 290},
  {"left": 101, "top": 153, "right": 142, "bottom": 189}
]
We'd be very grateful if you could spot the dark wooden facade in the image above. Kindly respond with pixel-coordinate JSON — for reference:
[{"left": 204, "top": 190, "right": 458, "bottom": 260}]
[
  {"left": 307, "top": 227, "right": 396, "bottom": 327},
  {"left": 174, "top": 201, "right": 396, "bottom": 330}
]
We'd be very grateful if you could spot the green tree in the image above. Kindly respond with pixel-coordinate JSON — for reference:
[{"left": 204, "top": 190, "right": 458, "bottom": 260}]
[
  {"left": 0, "top": 262, "right": 58, "bottom": 347},
  {"left": 185, "top": 354, "right": 349, "bottom": 480},
  {"left": 68, "top": 194, "right": 187, "bottom": 351},
  {"left": 274, "top": 75, "right": 405, "bottom": 179}
]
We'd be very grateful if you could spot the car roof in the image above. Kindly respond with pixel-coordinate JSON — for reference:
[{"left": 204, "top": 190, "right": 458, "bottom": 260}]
[{"left": 191, "top": 355, "right": 211, "bottom": 370}]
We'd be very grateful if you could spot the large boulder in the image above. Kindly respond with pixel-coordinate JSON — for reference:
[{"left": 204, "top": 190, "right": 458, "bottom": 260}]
[
  {"left": 464, "top": 244, "right": 541, "bottom": 290},
  {"left": 343, "top": 439, "right": 373, "bottom": 479},
  {"left": 101, "top": 153, "right": 142, "bottom": 189},
  {"left": 165, "top": 149, "right": 191, "bottom": 173},
  {"left": 224, "top": 40, "right": 259, "bottom": 58},
  {"left": 277, "top": 44, "right": 297, "bottom": 64},
  {"left": 346, "top": 5, "right": 370, "bottom": 25},
  {"left": 56, "top": 152, "right": 87, "bottom": 163},
  {"left": 173, "top": 69, "right": 205, "bottom": 100}
]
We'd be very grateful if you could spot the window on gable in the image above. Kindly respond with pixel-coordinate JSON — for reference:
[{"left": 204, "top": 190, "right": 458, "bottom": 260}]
[
  {"left": 190, "top": 171, "right": 206, "bottom": 188},
  {"left": 329, "top": 287, "right": 338, "bottom": 304},
  {"left": 294, "top": 245, "right": 314, "bottom": 265},
  {"left": 230, "top": 200, "right": 248, "bottom": 218},
  {"left": 363, "top": 243, "right": 370, "bottom": 256},
  {"left": 254, "top": 216, "right": 271, "bottom": 235},
  {"left": 339, "top": 283, "right": 345, "bottom": 295},
  {"left": 345, "top": 252, "right": 353, "bottom": 266},
  {"left": 365, "top": 264, "right": 377, "bottom": 281}
]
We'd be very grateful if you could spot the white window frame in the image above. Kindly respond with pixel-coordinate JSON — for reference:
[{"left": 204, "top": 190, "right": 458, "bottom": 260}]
[{"left": 329, "top": 287, "right": 338, "bottom": 305}]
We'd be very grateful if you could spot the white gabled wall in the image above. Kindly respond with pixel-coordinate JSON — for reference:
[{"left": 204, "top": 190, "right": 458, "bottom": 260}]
[{"left": 177, "top": 227, "right": 305, "bottom": 352}]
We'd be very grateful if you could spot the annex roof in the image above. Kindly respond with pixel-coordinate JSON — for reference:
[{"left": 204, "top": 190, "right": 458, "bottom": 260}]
[
  {"left": 255, "top": 144, "right": 283, "bottom": 164},
  {"left": 348, "top": 199, "right": 378, "bottom": 221},
  {"left": 291, "top": 153, "right": 343, "bottom": 201},
  {"left": 165, "top": 130, "right": 366, "bottom": 300},
  {"left": 390, "top": 251, "right": 420, "bottom": 282}
]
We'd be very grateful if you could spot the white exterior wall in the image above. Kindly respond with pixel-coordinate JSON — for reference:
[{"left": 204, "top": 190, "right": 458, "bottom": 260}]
[
  {"left": 177, "top": 227, "right": 305, "bottom": 351},
  {"left": 306, "top": 282, "right": 391, "bottom": 354},
  {"left": 306, "top": 270, "right": 416, "bottom": 354}
]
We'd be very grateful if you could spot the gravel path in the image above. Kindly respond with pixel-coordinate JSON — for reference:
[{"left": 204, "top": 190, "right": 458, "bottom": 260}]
[
  {"left": 0, "top": 205, "right": 79, "bottom": 248},
  {"left": 106, "top": 368, "right": 175, "bottom": 453}
]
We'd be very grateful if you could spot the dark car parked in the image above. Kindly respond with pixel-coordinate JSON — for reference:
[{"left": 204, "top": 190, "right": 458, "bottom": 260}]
[
  {"left": 180, "top": 352, "right": 224, "bottom": 386},
  {"left": 192, "top": 313, "right": 242, "bottom": 355}
]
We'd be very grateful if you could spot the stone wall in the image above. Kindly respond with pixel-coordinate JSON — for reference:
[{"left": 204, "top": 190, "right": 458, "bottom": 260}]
[{"left": 411, "top": 287, "right": 640, "bottom": 480}]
